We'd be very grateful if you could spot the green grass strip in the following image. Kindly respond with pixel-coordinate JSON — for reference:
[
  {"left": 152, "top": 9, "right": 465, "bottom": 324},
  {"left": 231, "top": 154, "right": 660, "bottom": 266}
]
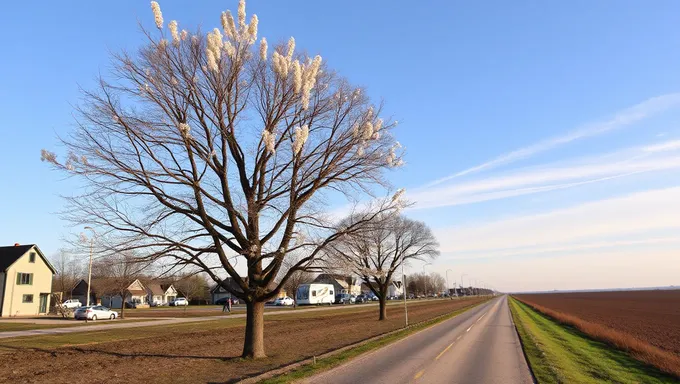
[
  {"left": 257, "top": 299, "right": 490, "bottom": 384},
  {"left": 508, "top": 297, "right": 677, "bottom": 384}
]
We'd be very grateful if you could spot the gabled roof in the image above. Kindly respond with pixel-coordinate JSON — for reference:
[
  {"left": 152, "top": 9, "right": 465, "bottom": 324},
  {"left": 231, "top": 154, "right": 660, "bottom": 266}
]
[
  {"left": 0, "top": 244, "right": 56, "bottom": 274},
  {"left": 210, "top": 277, "right": 245, "bottom": 293},
  {"left": 146, "top": 283, "right": 164, "bottom": 295}
]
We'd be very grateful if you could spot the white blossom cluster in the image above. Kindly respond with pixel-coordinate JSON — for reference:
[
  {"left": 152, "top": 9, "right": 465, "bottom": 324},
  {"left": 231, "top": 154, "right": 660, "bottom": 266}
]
[
  {"left": 386, "top": 142, "right": 404, "bottom": 167},
  {"left": 292, "top": 125, "right": 309, "bottom": 155},
  {"left": 40, "top": 149, "right": 57, "bottom": 163},
  {"left": 178, "top": 123, "right": 191, "bottom": 137},
  {"left": 150, "top": 1, "right": 163, "bottom": 29},
  {"left": 168, "top": 20, "right": 179, "bottom": 45},
  {"left": 270, "top": 37, "right": 322, "bottom": 110},
  {"left": 262, "top": 130, "right": 276, "bottom": 154}
]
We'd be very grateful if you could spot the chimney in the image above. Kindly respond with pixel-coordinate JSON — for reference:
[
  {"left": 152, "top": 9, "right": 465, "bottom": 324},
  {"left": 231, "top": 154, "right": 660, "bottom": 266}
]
[{"left": 14, "top": 243, "right": 20, "bottom": 247}]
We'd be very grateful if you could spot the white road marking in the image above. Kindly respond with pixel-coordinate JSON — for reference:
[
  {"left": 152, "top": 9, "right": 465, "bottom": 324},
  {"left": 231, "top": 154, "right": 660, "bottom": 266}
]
[
  {"left": 477, "top": 312, "right": 487, "bottom": 323},
  {"left": 466, "top": 324, "right": 473, "bottom": 332}
]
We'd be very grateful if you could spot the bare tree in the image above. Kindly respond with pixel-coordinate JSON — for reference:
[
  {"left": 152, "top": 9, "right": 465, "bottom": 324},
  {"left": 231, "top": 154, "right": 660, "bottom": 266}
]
[
  {"left": 428, "top": 272, "right": 446, "bottom": 295},
  {"left": 50, "top": 249, "right": 84, "bottom": 299},
  {"left": 92, "top": 253, "right": 150, "bottom": 319},
  {"left": 41, "top": 0, "right": 403, "bottom": 358},
  {"left": 174, "top": 274, "right": 210, "bottom": 303},
  {"left": 327, "top": 214, "right": 439, "bottom": 320}
]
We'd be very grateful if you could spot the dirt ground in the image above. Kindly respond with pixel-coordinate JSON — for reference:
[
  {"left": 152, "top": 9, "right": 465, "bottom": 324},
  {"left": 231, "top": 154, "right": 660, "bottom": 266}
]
[
  {"left": 0, "top": 298, "right": 484, "bottom": 384},
  {"left": 515, "top": 290, "right": 680, "bottom": 355}
]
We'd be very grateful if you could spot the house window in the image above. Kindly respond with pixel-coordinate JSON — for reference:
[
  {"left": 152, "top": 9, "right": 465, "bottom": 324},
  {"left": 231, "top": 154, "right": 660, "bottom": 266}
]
[
  {"left": 22, "top": 294, "right": 33, "bottom": 303},
  {"left": 29, "top": 252, "right": 36, "bottom": 263},
  {"left": 16, "top": 273, "right": 33, "bottom": 285}
]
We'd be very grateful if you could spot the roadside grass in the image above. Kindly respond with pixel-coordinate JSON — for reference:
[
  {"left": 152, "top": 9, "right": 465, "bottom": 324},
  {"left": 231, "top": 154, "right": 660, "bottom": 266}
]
[
  {"left": 509, "top": 297, "right": 678, "bottom": 384},
  {"left": 0, "top": 318, "right": 245, "bottom": 352},
  {"left": 0, "top": 319, "right": 154, "bottom": 332},
  {"left": 256, "top": 298, "right": 490, "bottom": 384}
]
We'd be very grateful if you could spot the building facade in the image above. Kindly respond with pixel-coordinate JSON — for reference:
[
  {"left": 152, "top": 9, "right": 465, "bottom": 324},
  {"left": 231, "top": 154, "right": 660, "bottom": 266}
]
[{"left": 0, "top": 244, "right": 55, "bottom": 317}]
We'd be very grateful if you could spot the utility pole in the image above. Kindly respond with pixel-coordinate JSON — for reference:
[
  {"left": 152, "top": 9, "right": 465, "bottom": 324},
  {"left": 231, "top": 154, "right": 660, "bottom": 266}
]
[
  {"left": 461, "top": 273, "right": 467, "bottom": 297},
  {"left": 446, "top": 269, "right": 453, "bottom": 299}
]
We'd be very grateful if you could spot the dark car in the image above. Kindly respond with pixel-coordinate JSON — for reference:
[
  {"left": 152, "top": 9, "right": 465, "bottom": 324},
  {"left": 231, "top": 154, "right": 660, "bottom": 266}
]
[
  {"left": 335, "top": 293, "right": 355, "bottom": 304},
  {"left": 355, "top": 295, "right": 367, "bottom": 303}
]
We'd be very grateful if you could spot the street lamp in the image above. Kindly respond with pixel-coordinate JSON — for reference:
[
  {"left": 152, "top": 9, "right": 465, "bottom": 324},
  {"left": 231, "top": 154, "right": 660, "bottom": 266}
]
[
  {"left": 461, "top": 273, "right": 467, "bottom": 296},
  {"left": 83, "top": 227, "right": 96, "bottom": 308},
  {"left": 445, "top": 269, "right": 453, "bottom": 298},
  {"left": 401, "top": 262, "right": 408, "bottom": 327},
  {"left": 422, "top": 263, "right": 431, "bottom": 296}
]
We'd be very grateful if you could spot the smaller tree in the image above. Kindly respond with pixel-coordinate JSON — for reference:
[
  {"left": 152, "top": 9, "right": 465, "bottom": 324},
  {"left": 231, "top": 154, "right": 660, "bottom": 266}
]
[
  {"left": 50, "top": 249, "right": 84, "bottom": 299},
  {"left": 428, "top": 272, "right": 446, "bottom": 295},
  {"left": 174, "top": 274, "right": 210, "bottom": 304},
  {"left": 328, "top": 214, "right": 439, "bottom": 320},
  {"left": 92, "top": 253, "right": 149, "bottom": 319}
]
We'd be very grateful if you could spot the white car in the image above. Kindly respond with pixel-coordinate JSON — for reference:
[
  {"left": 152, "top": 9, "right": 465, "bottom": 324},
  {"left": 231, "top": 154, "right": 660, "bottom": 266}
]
[
  {"left": 171, "top": 298, "right": 189, "bottom": 306},
  {"left": 274, "top": 296, "right": 294, "bottom": 306},
  {"left": 60, "top": 299, "right": 82, "bottom": 309},
  {"left": 74, "top": 306, "right": 119, "bottom": 321}
]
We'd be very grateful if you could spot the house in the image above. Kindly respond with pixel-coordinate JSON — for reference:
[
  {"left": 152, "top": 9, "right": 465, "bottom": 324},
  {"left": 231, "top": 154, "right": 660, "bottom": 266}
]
[
  {"left": 0, "top": 244, "right": 56, "bottom": 317},
  {"left": 71, "top": 279, "right": 98, "bottom": 306},
  {"left": 100, "top": 279, "right": 149, "bottom": 308},
  {"left": 210, "top": 277, "right": 244, "bottom": 304},
  {"left": 145, "top": 283, "right": 177, "bottom": 306},
  {"left": 314, "top": 274, "right": 361, "bottom": 295}
]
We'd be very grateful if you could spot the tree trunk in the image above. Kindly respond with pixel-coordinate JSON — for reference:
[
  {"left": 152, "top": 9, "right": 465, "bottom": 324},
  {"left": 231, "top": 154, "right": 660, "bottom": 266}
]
[
  {"left": 378, "top": 296, "right": 387, "bottom": 320},
  {"left": 120, "top": 297, "right": 126, "bottom": 319},
  {"left": 242, "top": 300, "right": 266, "bottom": 358}
]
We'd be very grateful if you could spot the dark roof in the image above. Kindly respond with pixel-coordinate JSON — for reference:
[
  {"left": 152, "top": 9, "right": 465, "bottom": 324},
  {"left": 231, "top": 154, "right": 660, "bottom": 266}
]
[
  {"left": 210, "top": 277, "right": 245, "bottom": 293},
  {"left": 146, "top": 283, "right": 164, "bottom": 295},
  {"left": 0, "top": 244, "right": 56, "bottom": 274}
]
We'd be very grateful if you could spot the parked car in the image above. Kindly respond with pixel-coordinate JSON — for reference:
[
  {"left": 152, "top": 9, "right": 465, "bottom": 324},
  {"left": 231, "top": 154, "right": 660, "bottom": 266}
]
[
  {"left": 355, "top": 294, "right": 368, "bottom": 303},
  {"left": 335, "top": 293, "right": 355, "bottom": 304},
  {"left": 171, "top": 297, "right": 189, "bottom": 306},
  {"left": 274, "top": 296, "right": 294, "bottom": 306},
  {"left": 74, "top": 306, "right": 119, "bottom": 321},
  {"left": 369, "top": 295, "right": 379, "bottom": 301},
  {"left": 60, "top": 299, "right": 82, "bottom": 309}
]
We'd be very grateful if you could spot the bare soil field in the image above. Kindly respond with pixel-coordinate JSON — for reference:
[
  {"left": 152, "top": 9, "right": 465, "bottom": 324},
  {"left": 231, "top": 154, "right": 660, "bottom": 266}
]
[
  {"left": 515, "top": 290, "right": 680, "bottom": 377},
  {"left": 0, "top": 297, "right": 485, "bottom": 384}
]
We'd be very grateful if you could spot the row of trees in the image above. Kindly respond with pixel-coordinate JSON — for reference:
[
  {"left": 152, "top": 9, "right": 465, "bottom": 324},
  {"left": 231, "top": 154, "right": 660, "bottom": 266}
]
[
  {"left": 405, "top": 272, "right": 447, "bottom": 297},
  {"left": 42, "top": 0, "right": 427, "bottom": 358}
]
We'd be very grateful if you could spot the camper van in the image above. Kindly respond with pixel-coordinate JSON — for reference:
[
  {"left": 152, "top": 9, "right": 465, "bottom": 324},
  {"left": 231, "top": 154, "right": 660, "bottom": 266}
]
[{"left": 296, "top": 284, "right": 335, "bottom": 305}]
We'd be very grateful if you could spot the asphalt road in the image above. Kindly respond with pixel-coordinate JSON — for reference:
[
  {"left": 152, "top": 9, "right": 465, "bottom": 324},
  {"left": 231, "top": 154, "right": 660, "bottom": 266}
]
[{"left": 306, "top": 295, "right": 533, "bottom": 384}]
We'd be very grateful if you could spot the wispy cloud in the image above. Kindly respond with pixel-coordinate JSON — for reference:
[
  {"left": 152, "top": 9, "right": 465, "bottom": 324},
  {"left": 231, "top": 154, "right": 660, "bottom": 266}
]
[
  {"left": 408, "top": 139, "right": 680, "bottom": 210},
  {"left": 427, "top": 93, "right": 680, "bottom": 186},
  {"left": 434, "top": 186, "right": 680, "bottom": 254}
]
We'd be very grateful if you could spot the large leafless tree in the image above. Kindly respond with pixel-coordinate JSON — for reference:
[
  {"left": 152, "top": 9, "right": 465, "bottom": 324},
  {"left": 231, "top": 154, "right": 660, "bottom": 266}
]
[
  {"left": 327, "top": 214, "right": 439, "bottom": 320},
  {"left": 42, "top": 0, "right": 403, "bottom": 358}
]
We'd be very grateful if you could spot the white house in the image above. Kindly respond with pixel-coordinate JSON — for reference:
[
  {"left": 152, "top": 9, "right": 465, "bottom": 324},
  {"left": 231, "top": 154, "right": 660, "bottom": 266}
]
[
  {"left": 0, "top": 244, "right": 56, "bottom": 317},
  {"left": 145, "top": 283, "right": 177, "bottom": 305},
  {"left": 388, "top": 280, "right": 404, "bottom": 297},
  {"left": 100, "top": 279, "right": 148, "bottom": 308}
]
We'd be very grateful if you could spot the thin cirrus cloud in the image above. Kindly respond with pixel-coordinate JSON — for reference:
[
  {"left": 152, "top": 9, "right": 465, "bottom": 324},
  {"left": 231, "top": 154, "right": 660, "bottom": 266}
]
[
  {"left": 426, "top": 93, "right": 680, "bottom": 187},
  {"left": 433, "top": 186, "right": 680, "bottom": 255},
  {"left": 407, "top": 139, "right": 680, "bottom": 210}
]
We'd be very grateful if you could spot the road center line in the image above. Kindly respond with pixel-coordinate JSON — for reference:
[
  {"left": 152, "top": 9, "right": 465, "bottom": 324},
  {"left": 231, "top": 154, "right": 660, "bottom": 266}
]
[
  {"left": 477, "top": 312, "right": 487, "bottom": 323},
  {"left": 435, "top": 342, "right": 455, "bottom": 360},
  {"left": 414, "top": 370, "right": 425, "bottom": 380},
  {"left": 466, "top": 324, "right": 474, "bottom": 332}
]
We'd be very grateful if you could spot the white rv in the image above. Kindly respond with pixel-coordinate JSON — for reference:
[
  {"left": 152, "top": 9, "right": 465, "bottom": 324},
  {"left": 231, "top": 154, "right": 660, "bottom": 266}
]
[{"left": 296, "top": 284, "right": 335, "bottom": 305}]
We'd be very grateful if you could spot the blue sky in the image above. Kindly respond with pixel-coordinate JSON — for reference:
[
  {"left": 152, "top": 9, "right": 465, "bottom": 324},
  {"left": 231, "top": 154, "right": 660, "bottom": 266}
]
[{"left": 1, "top": 1, "right": 679, "bottom": 291}]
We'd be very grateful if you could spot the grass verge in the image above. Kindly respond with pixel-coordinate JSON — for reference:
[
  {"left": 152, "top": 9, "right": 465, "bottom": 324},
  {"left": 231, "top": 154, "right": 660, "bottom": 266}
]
[
  {"left": 255, "top": 298, "right": 491, "bottom": 384},
  {"left": 509, "top": 296, "right": 678, "bottom": 383}
]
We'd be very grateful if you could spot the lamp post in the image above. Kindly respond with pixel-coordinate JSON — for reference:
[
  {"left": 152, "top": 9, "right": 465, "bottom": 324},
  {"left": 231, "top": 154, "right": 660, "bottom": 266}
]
[
  {"left": 461, "top": 273, "right": 467, "bottom": 296},
  {"left": 83, "top": 227, "right": 96, "bottom": 308},
  {"left": 422, "top": 263, "right": 431, "bottom": 297},
  {"left": 446, "top": 269, "right": 453, "bottom": 299},
  {"left": 401, "top": 262, "right": 408, "bottom": 327}
]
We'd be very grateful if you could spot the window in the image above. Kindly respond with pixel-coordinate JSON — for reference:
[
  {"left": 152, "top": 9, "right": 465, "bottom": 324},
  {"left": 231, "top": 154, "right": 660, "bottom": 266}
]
[
  {"left": 29, "top": 252, "right": 36, "bottom": 263},
  {"left": 312, "top": 290, "right": 317, "bottom": 297},
  {"left": 22, "top": 294, "right": 33, "bottom": 303},
  {"left": 16, "top": 273, "right": 33, "bottom": 285}
]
